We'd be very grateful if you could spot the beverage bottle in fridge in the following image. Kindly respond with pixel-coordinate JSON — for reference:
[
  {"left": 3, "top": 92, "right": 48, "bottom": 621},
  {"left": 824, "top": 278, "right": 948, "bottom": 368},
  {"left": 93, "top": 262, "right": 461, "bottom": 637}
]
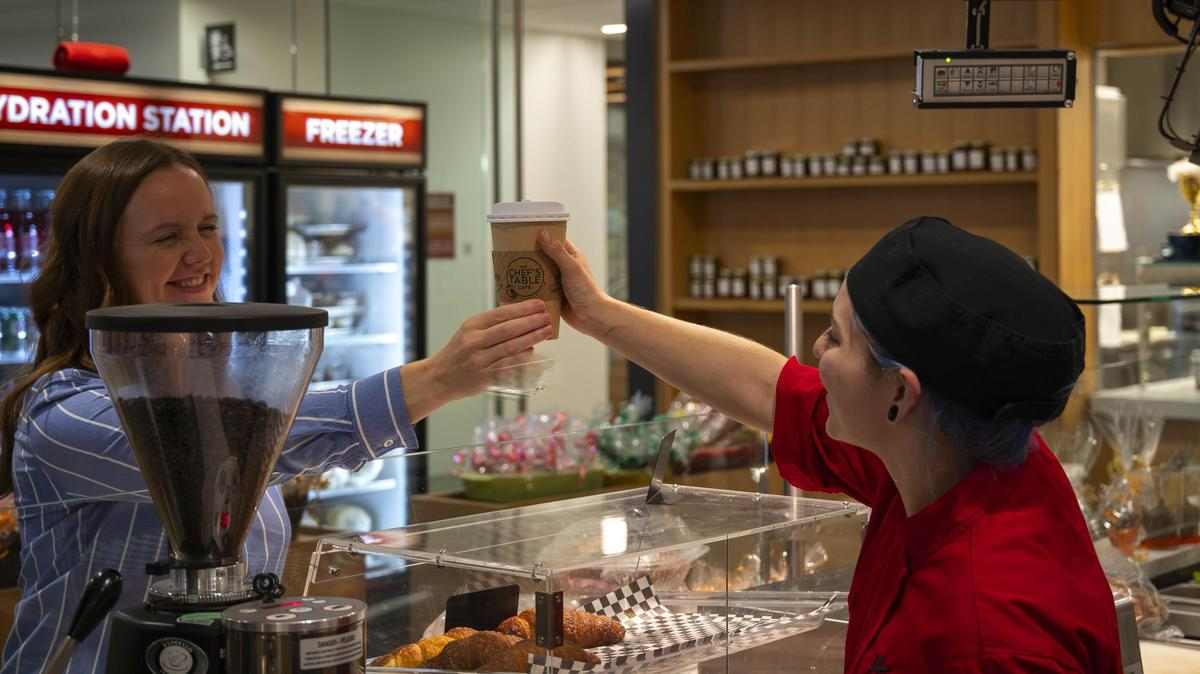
[
  {"left": 14, "top": 190, "right": 37, "bottom": 273},
  {"left": 0, "top": 192, "right": 14, "bottom": 274},
  {"left": 0, "top": 309, "right": 13, "bottom": 354},
  {"left": 12, "top": 309, "right": 27, "bottom": 356}
]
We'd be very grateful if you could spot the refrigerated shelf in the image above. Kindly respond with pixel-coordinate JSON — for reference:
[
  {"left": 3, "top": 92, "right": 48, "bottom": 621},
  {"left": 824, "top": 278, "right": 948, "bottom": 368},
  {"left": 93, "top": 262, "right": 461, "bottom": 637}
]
[
  {"left": 0, "top": 272, "right": 32, "bottom": 285},
  {"left": 288, "top": 262, "right": 402, "bottom": 276}
]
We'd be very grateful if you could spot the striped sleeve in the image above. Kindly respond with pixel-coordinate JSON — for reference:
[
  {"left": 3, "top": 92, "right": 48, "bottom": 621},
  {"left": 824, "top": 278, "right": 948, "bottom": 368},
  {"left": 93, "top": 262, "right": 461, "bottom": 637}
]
[
  {"left": 19, "top": 371, "right": 151, "bottom": 503},
  {"left": 272, "top": 366, "right": 417, "bottom": 478},
  {"left": 21, "top": 366, "right": 419, "bottom": 502}
]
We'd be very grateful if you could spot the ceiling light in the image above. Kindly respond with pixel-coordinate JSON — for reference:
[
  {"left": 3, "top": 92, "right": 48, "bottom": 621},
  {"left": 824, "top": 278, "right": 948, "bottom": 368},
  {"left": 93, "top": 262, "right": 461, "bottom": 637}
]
[{"left": 601, "top": 24, "right": 627, "bottom": 36}]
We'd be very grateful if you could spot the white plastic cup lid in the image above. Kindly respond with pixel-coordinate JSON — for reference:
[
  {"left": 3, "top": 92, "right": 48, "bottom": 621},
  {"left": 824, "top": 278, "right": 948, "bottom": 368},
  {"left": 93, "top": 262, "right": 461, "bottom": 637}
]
[{"left": 488, "top": 200, "right": 569, "bottom": 223}]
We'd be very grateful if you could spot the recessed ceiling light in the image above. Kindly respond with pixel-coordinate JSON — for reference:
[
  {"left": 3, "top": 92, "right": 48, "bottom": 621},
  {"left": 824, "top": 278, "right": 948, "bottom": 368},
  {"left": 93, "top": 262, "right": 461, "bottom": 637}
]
[{"left": 601, "top": 24, "right": 627, "bottom": 36}]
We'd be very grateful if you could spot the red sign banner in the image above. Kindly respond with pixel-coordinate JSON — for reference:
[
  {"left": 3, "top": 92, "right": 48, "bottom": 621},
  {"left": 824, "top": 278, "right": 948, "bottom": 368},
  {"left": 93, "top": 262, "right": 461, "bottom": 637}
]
[
  {"left": 278, "top": 96, "right": 424, "bottom": 167},
  {"left": 0, "top": 71, "right": 265, "bottom": 158}
]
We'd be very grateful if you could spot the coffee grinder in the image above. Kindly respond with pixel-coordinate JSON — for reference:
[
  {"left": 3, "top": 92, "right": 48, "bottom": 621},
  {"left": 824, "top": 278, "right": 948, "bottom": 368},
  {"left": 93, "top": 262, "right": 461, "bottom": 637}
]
[{"left": 66, "top": 303, "right": 367, "bottom": 674}]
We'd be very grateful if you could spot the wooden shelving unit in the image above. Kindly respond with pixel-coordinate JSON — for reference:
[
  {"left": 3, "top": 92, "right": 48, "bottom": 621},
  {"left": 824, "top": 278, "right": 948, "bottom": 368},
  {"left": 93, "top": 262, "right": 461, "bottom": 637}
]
[
  {"left": 656, "top": 0, "right": 1096, "bottom": 406},
  {"left": 673, "top": 298, "right": 834, "bottom": 314},
  {"left": 671, "top": 172, "right": 1037, "bottom": 192}
]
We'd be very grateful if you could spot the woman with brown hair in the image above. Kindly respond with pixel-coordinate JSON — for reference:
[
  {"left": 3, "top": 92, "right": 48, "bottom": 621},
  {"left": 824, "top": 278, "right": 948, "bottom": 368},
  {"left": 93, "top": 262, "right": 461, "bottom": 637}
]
[{"left": 0, "top": 138, "right": 551, "bottom": 673}]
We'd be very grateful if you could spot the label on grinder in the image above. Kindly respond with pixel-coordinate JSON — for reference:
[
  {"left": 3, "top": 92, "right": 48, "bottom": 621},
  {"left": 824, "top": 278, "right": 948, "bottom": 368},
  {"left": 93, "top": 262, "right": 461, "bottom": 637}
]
[
  {"left": 493, "top": 251, "right": 561, "bottom": 303},
  {"left": 299, "top": 626, "right": 363, "bottom": 669}
]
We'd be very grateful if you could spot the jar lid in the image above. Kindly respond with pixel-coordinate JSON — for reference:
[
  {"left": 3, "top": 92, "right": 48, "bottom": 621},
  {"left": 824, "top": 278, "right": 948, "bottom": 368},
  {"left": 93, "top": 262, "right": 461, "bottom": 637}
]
[
  {"left": 87, "top": 303, "right": 328, "bottom": 333},
  {"left": 488, "top": 201, "right": 569, "bottom": 223},
  {"left": 221, "top": 596, "right": 366, "bottom": 634}
]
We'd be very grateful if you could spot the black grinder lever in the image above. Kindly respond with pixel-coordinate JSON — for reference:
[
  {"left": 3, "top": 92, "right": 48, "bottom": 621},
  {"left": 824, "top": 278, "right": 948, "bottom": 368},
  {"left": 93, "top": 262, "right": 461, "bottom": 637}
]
[{"left": 42, "top": 569, "right": 123, "bottom": 674}]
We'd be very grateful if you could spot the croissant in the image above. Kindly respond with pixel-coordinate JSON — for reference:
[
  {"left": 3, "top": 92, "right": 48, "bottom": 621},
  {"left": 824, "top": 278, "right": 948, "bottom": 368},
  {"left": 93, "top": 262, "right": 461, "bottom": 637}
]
[
  {"left": 478, "top": 640, "right": 600, "bottom": 672},
  {"left": 503, "top": 609, "right": 624, "bottom": 648},
  {"left": 566, "top": 609, "right": 625, "bottom": 648},
  {"left": 497, "top": 615, "right": 533, "bottom": 639},
  {"left": 427, "top": 631, "right": 520, "bottom": 670},
  {"left": 370, "top": 642, "right": 424, "bottom": 668},
  {"left": 444, "top": 626, "right": 478, "bottom": 640},
  {"left": 417, "top": 635, "right": 454, "bottom": 661}
]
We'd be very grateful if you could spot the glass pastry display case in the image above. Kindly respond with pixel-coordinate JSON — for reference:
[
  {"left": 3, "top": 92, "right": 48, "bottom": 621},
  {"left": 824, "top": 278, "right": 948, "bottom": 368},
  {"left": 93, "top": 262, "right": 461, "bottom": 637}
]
[{"left": 304, "top": 430, "right": 868, "bottom": 674}]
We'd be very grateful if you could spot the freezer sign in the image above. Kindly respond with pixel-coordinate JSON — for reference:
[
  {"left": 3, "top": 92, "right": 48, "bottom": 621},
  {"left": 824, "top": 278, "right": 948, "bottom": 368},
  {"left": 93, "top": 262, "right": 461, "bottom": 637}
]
[{"left": 913, "top": 50, "right": 1076, "bottom": 109}]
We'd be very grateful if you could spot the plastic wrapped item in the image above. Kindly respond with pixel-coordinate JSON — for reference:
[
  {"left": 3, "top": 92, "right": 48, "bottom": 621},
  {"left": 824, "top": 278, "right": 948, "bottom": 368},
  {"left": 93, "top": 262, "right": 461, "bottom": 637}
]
[
  {"left": 1039, "top": 418, "right": 1101, "bottom": 530},
  {"left": 594, "top": 393, "right": 758, "bottom": 475},
  {"left": 454, "top": 412, "right": 601, "bottom": 502},
  {"left": 1097, "top": 542, "right": 1174, "bottom": 637},
  {"left": 1099, "top": 471, "right": 1150, "bottom": 557}
]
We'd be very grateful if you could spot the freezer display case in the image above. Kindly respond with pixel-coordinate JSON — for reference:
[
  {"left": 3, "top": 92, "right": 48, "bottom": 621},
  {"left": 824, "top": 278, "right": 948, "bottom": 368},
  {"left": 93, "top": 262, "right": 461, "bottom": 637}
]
[
  {"left": 305, "top": 424, "right": 868, "bottom": 674},
  {"left": 283, "top": 179, "right": 420, "bottom": 386},
  {"left": 272, "top": 93, "right": 427, "bottom": 531}
]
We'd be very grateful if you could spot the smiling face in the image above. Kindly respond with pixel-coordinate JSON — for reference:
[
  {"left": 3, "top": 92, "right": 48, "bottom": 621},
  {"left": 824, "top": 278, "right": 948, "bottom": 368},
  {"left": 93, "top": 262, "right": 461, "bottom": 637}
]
[
  {"left": 812, "top": 286, "right": 900, "bottom": 449},
  {"left": 116, "top": 165, "right": 223, "bottom": 305}
]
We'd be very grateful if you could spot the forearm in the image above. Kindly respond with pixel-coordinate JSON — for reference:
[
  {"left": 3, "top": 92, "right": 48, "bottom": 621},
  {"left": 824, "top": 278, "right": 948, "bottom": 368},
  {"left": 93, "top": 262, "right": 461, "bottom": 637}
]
[
  {"left": 585, "top": 298, "right": 787, "bottom": 431},
  {"left": 398, "top": 358, "right": 450, "bottom": 425}
]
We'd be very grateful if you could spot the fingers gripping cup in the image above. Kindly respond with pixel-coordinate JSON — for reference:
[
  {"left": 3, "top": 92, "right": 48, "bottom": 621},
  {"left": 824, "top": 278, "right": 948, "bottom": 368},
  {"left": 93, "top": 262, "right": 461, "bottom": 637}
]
[{"left": 488, "top": 201, "right": 568, "bottom": 339}]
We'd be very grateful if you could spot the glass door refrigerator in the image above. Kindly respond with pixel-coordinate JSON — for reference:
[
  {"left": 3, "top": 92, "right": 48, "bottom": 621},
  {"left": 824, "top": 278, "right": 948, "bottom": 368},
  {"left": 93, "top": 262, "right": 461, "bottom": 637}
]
[
  {"left": 0, "top": 67, "right": 271, "bottom": 389},
  {"left": 269, "top": 93, "right": 427, "bottom": 532}
]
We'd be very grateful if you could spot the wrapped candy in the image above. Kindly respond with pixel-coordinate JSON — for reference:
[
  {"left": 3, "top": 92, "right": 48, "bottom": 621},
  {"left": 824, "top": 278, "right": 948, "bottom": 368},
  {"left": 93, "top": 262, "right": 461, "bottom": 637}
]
[{"left": 456, "top": 412, "right": 598, "bottom": 476}]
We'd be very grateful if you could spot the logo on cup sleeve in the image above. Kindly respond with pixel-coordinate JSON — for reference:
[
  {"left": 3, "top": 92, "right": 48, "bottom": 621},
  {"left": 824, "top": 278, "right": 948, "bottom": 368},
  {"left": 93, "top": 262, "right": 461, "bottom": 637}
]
[{"left": 504, "top": 257, "right": 545, "bottom": 299}]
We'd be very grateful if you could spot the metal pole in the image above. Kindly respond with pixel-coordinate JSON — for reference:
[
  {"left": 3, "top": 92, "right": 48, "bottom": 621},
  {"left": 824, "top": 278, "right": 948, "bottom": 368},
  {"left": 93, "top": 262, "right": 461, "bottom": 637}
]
[
  {"left": 512, "top": 0, "right": 527, "bottom": 416},
  {"left": 290, "top": 0, "right": 299, "bottom": 91},
  {"left": 491, "top": 0, "right": 501, "bottom": 204},
  {"left": 491, "top": 1, "right": 505, "bottom": 420},
  {"left": 324, "top": 0, "right": 332, "bottom": 95},
  {"left": 784, "top": 283, "right": 806, "bottom": 583},
  {"left": 514, "top": 0, "right": 524, "bottom": 201},
  {"left": 71, "top": 0, "right": 79, "bottom": 42}
]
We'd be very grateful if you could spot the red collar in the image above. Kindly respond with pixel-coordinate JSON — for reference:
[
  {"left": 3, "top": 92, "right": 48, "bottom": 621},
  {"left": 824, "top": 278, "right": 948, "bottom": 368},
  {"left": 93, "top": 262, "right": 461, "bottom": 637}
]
[{"left": 901, "top": 456, "right": 1023, "bottom": 567}]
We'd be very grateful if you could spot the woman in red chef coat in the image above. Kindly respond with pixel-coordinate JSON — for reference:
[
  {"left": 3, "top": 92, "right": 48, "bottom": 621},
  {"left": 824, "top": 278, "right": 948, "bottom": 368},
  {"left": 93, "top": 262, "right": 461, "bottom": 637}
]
[{"left": 539, "top": 216, "right": 1121, "bottom": 673}]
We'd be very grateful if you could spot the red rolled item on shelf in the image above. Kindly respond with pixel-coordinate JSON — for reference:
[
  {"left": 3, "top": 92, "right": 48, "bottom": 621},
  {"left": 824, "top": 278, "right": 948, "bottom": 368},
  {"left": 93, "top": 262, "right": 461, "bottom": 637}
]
[{"left": 53, "top": 42, "right": 130, "bottom": 75}]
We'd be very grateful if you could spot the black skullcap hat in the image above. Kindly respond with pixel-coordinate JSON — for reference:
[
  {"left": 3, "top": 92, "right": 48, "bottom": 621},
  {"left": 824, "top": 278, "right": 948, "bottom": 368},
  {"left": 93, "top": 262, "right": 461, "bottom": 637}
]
[{"left": 846, "top": 216, "right": 1085, "bottom": 424}]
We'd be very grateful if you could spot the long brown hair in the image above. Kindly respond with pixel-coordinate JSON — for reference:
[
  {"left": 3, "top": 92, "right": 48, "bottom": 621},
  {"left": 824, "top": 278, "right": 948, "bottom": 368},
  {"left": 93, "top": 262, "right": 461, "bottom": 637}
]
[{"left": 0, "top": 139, "right": 208, "bottom": 496}]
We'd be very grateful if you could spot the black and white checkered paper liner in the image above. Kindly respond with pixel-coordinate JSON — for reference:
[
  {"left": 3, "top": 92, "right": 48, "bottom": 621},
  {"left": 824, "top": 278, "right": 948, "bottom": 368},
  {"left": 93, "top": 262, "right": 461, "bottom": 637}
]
[{"left": 525, "top": 577, "right": 819, "bottom": 674}]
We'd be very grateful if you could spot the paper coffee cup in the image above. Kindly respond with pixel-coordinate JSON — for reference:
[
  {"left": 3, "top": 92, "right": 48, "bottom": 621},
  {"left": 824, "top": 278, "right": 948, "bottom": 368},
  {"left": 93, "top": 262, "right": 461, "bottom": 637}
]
[{"left": 488, "top": 201, "right": 568, "bottom": 339}]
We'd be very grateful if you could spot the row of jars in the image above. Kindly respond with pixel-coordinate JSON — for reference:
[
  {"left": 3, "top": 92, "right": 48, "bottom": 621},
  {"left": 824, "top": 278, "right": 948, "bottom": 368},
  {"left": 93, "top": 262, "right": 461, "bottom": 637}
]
[
  {"left": 688, "top": 142, "right": 1037, "bottom": 181},
  {"left": 688, "top": 256, "right": 846, "bottom": 301}
]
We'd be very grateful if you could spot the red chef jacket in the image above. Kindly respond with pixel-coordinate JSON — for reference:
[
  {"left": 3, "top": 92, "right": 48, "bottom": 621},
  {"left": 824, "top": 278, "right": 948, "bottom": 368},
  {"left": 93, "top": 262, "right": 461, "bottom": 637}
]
[{"left": 772, "top": 358, "right": 1121, "bottom": 674}]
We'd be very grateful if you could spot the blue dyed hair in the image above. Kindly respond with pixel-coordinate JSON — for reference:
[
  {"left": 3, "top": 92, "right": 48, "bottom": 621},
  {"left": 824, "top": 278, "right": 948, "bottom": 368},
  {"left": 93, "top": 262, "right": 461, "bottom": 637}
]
[{"left": 852, "top": 311, "right": 1035, "bottom": 467}]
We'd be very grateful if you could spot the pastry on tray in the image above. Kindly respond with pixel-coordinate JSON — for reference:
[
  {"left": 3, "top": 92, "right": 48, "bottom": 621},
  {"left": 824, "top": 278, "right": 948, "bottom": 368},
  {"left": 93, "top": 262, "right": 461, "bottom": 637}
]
[
  {"left": 497, "top": 615, "right": 533, "bottom": 640},
  {"left": 367, "top": 626, "right": 479, "bottom": 668},
  {"left": 369, "top": 643, "right": 424, "bottom": 668},
  {"left": 444, "top": 626, "right": 478, "bottom": 640},
  {"left": 496, "top": 608, "right": 624, "bottom": 648},
  {"left": 426, "top": 631, "right": 521, "bottom": 670},
  {"left": 478, "top": 639, "right": 600, "bottom": 672}
]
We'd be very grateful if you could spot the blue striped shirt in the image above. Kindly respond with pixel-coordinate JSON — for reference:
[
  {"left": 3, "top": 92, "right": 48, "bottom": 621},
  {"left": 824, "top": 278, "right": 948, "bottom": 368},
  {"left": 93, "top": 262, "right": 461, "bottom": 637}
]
[{"left": 0, "top": 366, "right": 417, "bottom": 674}]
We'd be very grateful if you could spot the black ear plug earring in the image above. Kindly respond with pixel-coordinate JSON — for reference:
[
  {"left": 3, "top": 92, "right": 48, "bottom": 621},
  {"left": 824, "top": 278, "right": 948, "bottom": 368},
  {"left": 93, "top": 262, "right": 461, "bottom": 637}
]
[{"left": 887, "top": 405, "right": 898, "bottom": 422}]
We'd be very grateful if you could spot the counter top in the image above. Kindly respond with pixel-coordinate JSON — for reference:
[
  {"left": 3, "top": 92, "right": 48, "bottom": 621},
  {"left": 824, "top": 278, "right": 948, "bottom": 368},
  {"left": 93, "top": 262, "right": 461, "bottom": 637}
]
[
  {"left": 1140, "top": 640, "right": 1200, "bottom": 673},
  {"left": 1091, "top": 377, "right": 1200, "bottom": 421}
]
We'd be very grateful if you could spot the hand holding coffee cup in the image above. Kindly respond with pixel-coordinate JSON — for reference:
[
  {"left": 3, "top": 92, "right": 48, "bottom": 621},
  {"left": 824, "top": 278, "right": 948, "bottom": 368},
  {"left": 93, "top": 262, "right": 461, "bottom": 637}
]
[
  {"left": 537, "top": 230, "right": 609, "bottom": 338},
  {"left": 488, "top": 201, "right": 568, "bottom": 338}
]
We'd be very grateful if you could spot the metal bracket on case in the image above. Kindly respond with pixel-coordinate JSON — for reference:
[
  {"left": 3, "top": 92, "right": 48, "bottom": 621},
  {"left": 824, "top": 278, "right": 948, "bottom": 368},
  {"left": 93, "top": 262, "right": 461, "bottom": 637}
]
[{"left": 535, "top": 591, "right": 564, "bottom": 648}]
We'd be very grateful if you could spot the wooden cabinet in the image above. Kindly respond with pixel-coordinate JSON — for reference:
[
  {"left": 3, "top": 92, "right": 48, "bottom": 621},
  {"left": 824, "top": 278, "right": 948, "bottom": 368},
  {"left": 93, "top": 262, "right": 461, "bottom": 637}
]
[{"left": 656, "top": 0, "right": 1096, "bottom": 403}]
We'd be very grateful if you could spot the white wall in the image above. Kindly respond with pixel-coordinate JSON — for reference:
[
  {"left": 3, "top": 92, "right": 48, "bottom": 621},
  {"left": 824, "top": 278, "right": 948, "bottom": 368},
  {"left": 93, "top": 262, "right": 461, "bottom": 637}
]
[
  {"left": 328, "top": 4, "right": 610, "bottom": 479},
  {"left": 328, "top": 2, "right": 495, "bottom": 478},
  {"left": 0, "top": 0, "right": 180, "bottom": 79},
  {"left": 519, "top": 29, "right": 609, "bottom": 423},
  {"left": 178, "top": 0, "right": 326, "bottom": 92}
]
